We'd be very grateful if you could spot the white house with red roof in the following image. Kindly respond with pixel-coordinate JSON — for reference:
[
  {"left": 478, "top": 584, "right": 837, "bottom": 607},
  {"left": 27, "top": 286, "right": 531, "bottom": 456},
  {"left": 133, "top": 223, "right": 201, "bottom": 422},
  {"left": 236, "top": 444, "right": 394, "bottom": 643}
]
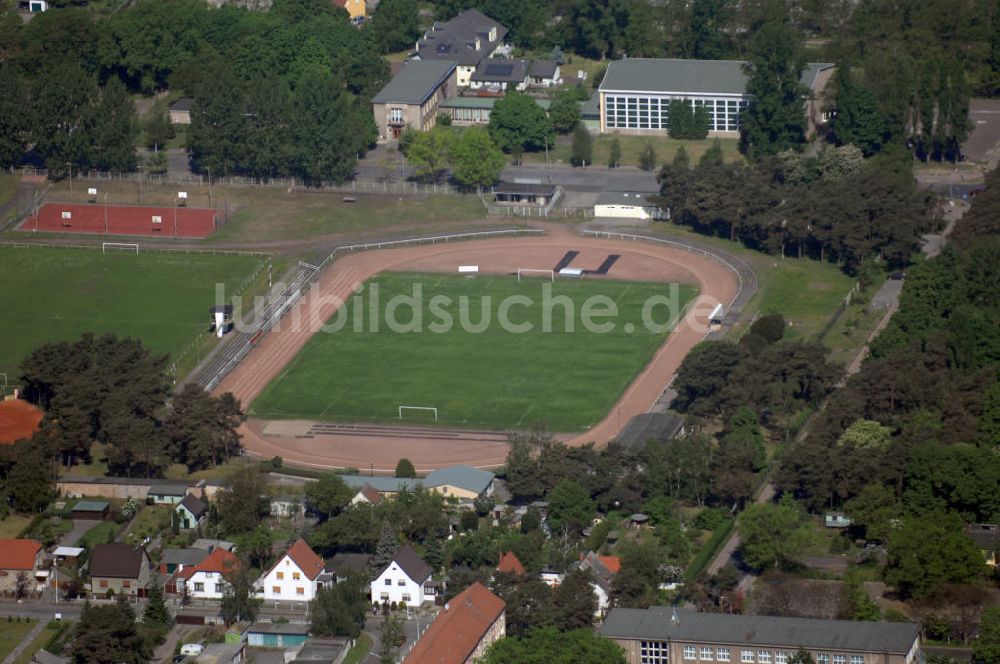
[
  {"left": 256, "top": 538, "right": 325, "bottom": 602},
  {"left": 177, "top": 547, "right": 239, "bottom": 600}
]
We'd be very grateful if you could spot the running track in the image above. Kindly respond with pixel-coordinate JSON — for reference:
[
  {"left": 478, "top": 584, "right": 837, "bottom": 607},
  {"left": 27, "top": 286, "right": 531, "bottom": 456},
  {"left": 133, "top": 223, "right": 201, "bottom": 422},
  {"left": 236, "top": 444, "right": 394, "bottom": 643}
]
[{"left": 214, "top": 226, "right": 738, "bottom": 472}]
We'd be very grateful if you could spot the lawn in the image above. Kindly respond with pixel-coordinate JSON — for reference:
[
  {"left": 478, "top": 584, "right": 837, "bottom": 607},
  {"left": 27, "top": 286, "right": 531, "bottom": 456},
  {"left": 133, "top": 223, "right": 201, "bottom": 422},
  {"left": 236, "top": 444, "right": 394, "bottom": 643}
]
[
  {"left": 0, "top": 247, "right": 264, "bottom": 377},
  {"left": 38, "top": 180, "right": 490, "bottom": 245},
  {"left": 252, "top": 272, "right": 698, "bottom": 431},
  {"left": 12, "top": 621, "right": 71, "bottom": 664},
  {"left": 0, "top": 514, "right": 32, "bottom": 538},
  {"left": 342, "top": 633, "right": 373, "bottom": 664},
  {"left": 123, "top": 505, "right": 171, "bottom": 545},
  {"left": 78, "top": 520, "right": 117, "bottom": 549},
  {"left": 520, "top": 134, "right": 742, "bottom": 168},
  {"left": 0, "top": 621, "right": 37, "bottom": 662}
]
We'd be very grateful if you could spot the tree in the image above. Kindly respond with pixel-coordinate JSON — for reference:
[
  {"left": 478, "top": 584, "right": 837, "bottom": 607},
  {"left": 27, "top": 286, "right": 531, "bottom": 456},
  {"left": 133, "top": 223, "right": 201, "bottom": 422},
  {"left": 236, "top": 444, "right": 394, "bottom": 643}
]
[
  {"left": 143, "top": 107, "right": 174, "bottom": 151},
  {"left": 839, "top": 571, "right": 881, "bottom": 621},
  {"left": 974, "top": 607, "right": 1000, "bottom": 664},
  {"left": 165, "top": 385, "right": 244, "bottom": 471},
  {"left": 546, "top": 479, "right": 594, "bottom": 536},
  {"left": 570, "top": 125, "right": 592, "bottom": 167},
  {"left": 72, "top": 601, "right": 149, "bottom": 664},
  {"left": 639, "top": 141, "right": 658, "bottom": 171},
  {"left": 789, "top": 649, "right": 815, "bottom": 664},
  {"left": 481, "top": 627, "right": 626, "bottom": 664},
  {"left": 449, "top": 127, "right": 505, "bottom": 191},
  {"left": 488, "top": 92, "right": 552, "bottom": 153},
  {"left": 369, "top": 0, "right": 420, "bottom": 53},
  {"left": 831, "top": 66, "right": 889, "bottom": 157},
  {"left": 885, "top": 512, "right": 984, "bottom": 598},
  {"left": 310, "top": 573, "right": 368, "bottom": 638},
  {"left": 608, "top": 136, "right": 621, "bottom": 168},
  {"left": 394, "top": 458, "right": 416, "bottom": 478},
  {"left": 0, "top": 66, "right": 29, "bottom": 167},
  {"left": 371, "top": 523, "right": 398, "bottom": 574},
  {"left": 737, "top": 502, "right": 811, "bottom": 571},
  {"left": 215, "top": 467, "right": 268, "bottom": 535},
  {"left": 145, "top": 149, "right": 167, "bottom": 175},
  {"left": 6, "top": 440, "right": 54, "bottom": 513},
  {"left": 550, "top": 569, "right": 597, "bottom": 630},
  {"left": 844, "top": 484, "right": 902, "bottom": 543},
  {"left": 668, "top": 99, "right": 710, "bottom": 140},
  {"left": 221, "top": 559, "right": 261, "bottom": 624},
  {"left": 142, "top": 579, "right": 172, "bottom": 628},
  {"left": 611, "top": 539, "right": 666, "bottom": 608},
  {"left": 739, "top": 21, "right": 807, "bottom": 159},
  {"left": 671, "top": 341, "right": 745, "bottom": 416},
  {"left": 304, "top": 473, "right": 352, "bottom": 519},
  {"left": 406, "top": 128, "right": 452, "bottom": 183},
  {"left": 378, "top": 611, "right": 405, "bottom": 663},
  {"left": 549, "top": 91, "right": 581, "bottom": 134}
]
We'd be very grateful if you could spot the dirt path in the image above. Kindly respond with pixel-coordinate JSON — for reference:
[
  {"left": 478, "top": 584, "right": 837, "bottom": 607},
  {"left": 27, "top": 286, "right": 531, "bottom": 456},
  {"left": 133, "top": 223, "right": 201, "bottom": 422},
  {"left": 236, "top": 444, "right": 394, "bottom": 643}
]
[{"left": 214, "top": 225, "right": 738, "bottom": 472}]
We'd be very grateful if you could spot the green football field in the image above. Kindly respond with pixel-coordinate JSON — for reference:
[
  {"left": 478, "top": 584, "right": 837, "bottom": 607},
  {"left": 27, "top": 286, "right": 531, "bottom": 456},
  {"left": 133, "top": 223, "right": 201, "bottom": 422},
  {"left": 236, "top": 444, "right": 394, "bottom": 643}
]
[
  {"left": 252, "top": 272, "right": 698, "bottom": 431},
  {"left": 0, "top": 247, "right": 263, "bottom": 376}
]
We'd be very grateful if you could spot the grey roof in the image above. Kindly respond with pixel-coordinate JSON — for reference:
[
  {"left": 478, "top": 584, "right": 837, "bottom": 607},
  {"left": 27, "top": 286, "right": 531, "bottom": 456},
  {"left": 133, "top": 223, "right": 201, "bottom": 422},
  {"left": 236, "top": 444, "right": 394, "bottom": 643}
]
[
  {"left": 596, "top": 190, "right": 659, "bottom": 206},
  {"left": 600, "top": 58, "right": 833, "bottom": 96},
  {"left": 196, "top": 643, "right": 243, "bottom": 664},
  {"left": 248, "top": 622, "right": 310, "bottom": 635},
  {"left": 372, "top": 59, "right": 457, "bottom": 105},
  {"left": 325, "top": 553, "right": 371, "bottom": 576},
  {"left": 471, "top": 59, "right": 527, "bottom": 83},
  {"left": 72, "top": 500, "right": 109, "bottom": 512},
  {"left": 440, "top": 96, "right": 550, "bottom": 110},
  {"left": 425, "top": 465, "right": 494, "bottom": 494},
  {"left": 494, "top": 182, "right": 558, "bottom": 196},
  {"left": 600, "top": 607, "right": 921, "bottom": 654},
  {"left": 32, "top": 650, "right": 69, "bottom": 664},
  {"left": 968, "top": 524, "right": 1000, "bottom": 549},
  {"left": 417, "top": 8, "right": 508, "bottom": 66},
  {"left": 148, "top": 483, "right": 189, "bottom": 496},
  {"left": 293, "top": 638, "right": 349, "bottom": 663},
  {"left": 170, "top": 97, "right": 193, "bottom": 112},
  {"left": 178, "top": 494, "right": 207, "bottom": 518},
  {"left": 616, "top": 412, "right": 685, "bottom": 450},
  {"left": 342, "top": 476, "right": 416, "bottom": 493},
  {"left": 529, "top": 60, "right": 558, "bottom": 79},
  {"left": 580, "top": 94, "right": 600, "bottom": 119},
  {"left": 59, "top": 476, "right": 192, "bottom": 490},
  {"left": 579, "top": 551, "right": 616, "bottom": 593},
  {"left": 383, "top": 544, "right": 432, "bottom": 584},
  {"left": 192, "top": 539, "right": 236, "bottom": 552},
  {"left": 162, "top": 548, "right": 209, "bottom": 567}
]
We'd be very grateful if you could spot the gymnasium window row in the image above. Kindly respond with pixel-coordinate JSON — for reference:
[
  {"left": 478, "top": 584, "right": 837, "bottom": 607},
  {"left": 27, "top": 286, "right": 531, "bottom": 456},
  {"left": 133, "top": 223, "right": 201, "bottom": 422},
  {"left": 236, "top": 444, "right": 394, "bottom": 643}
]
[{"left": 603, "top": 95, "right": 749, "bottom": 131}]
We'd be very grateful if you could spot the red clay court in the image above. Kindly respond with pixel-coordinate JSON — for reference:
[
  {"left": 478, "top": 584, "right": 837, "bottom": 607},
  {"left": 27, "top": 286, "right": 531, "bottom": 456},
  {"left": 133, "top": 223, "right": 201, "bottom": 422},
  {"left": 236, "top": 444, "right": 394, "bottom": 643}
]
[
  {"left": 24, "top": 203, "right": 217, "bottom": 238},
  {"left": 0, "top": 399, "right": 43, "bottom": 445}
]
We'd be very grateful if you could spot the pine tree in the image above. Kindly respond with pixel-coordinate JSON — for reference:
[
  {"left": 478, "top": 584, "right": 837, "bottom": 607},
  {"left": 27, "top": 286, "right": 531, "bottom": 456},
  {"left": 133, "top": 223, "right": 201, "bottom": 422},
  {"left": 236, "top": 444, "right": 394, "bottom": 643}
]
[
  {"left": 143, "top": 579, "right": 172, "bottom": 628},
  {"left": 608, "top": 137, "right": 621, "bottom": 168},
  {"left": 639, "top": 142, "right": 658, "bottom": 171},
  {"left": 371, "top": 524, "right": 398, "bottom": 574},
  {"left": 570, "top": 125, "right": 592, "bottom": 167}
]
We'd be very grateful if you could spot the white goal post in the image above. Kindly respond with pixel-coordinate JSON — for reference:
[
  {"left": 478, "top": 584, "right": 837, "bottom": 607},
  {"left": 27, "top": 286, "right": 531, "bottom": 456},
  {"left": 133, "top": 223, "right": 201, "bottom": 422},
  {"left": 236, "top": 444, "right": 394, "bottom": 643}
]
[
  {"left": 398, "top": 405, "right": 438, "bottom": 421},
  {"left": 103, "top": 242, "right": 139, "bottom": 254},
  {"left": 516, "top": 268, "right": 555, "bottom": 282}
]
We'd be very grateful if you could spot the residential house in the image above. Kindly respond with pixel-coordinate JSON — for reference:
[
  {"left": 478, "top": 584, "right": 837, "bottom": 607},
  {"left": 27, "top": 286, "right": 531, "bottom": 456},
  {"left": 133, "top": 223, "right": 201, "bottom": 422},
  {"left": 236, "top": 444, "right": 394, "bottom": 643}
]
[
  {"left": 247, "top": 622, "right": 310, "bottom": 648},
  {"left": 89, "top": 543, "right": 150, "bottom": 598},
  {"left": 496, "top": 551, "right": 525, "bottom": 576},
  {"left": 372, "top": 60, "right": 457, "bottom": 140},
  {"left": 403, "top": 582, "right": 505, "bottom": 664},
  {"left": 169, "top": 98, "right": 193, "bottom": 125},
  {"left": 324, "top": 553, "right": 372, "bottom": 583},
  {"left": 175, "top": 495, "right": 208, "bottom": 530},
  {"left": 161, "top": 548, "right": 209, "bottom": 593},
  {"left": 527, "top": 60, "right": 562, "bottom": 88},
  {"left": 371, "top": 545, "right": 434, "bottom": 606},
  {"left": 967, "top": 524, "right": 1000, "bottom": 567},
  {"left": 414, "top": 9, "right": 508, "bottom": 88},
  {"left": 579, "top": 551, "right": 620, "bottom": 616},
  {"left": 178, "top": 547, "right": 239, "bottom": 600},
  {"left": 257, "top": 538, "right": 325, "bottom": 602},
  {"left": 469, "top": 59, "right": 528, "bottom": 93},
  {"left": 598, "top": 59, "right": 833, "bottom": 137},
  {"left": 196, "top": 642, "right": 245, "bottom": 664},
  {"left": 600, "top": 607, "right": 922, "bottom": 664},
  {"left": 0, "top": 539, "right": 45, "bottom": 595},
  {"left": 350, "top": 484, "right": 382, "bottom": 507},
  {"left": 333, "top": 0, "right": 365, "bottom": 25}
]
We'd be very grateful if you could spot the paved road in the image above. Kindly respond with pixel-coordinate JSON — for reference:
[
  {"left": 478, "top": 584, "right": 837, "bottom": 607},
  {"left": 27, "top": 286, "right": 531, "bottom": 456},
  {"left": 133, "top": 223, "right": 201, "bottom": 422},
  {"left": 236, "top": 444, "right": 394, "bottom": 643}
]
[{"left": 59, "top": 520, "right": 100, "bottom": 547}]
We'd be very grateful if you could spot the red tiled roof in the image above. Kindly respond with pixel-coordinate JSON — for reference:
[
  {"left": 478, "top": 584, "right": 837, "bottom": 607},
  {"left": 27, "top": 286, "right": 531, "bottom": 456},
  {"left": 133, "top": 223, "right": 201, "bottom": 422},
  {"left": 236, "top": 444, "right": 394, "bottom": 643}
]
[
  {"left": 404, "top": 583, "right": 505, "bottom": 664},
  {"left": 598, "top": 555, "right": 621, "bottom": 574},
  {"left": 496, "top": 551, "right": 524, "bottom": 576},
  {"left": 0, "top": 539, "right": 42, "bottom": 570},
  {"left": 359, "top": 484, "right": 382, "bottom": 505},
  {"left": 286, "top": 538, "right": 324, "bottom": 580},
  {"left": 179, "top": 547, "right": 238, "bottom": 580}
]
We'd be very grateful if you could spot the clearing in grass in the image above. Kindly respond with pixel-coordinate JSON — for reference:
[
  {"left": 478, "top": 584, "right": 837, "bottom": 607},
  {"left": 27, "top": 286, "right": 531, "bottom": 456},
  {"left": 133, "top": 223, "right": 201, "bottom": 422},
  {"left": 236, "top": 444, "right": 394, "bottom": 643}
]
[
  {"left": 0, "top": 247, "right": 263, "bottom": 375},
  {"left": 252, "top": 272, "right": 698, "bottom": 431}
]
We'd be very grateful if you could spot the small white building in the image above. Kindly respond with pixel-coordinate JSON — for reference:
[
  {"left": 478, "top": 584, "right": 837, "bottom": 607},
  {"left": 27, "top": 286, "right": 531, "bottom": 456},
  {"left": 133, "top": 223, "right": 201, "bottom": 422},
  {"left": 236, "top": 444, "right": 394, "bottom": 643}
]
[
  {"left": 349, "top": 484, "right": 382, "bottom": 507},
  {"left": 256, "top": 538, "right": 325, "bottom": 602},
  {"left": 593, "top": 191, "right": 667, "bottom": 220},
  {"left": 527, "top": 60, "right": 562, "bottom": 88},
  {"left": 179, "top": 548, "right": 239, "bottom": 600},
  {"left": 370, "top": 545, "right": 434, "bottom": 607}
]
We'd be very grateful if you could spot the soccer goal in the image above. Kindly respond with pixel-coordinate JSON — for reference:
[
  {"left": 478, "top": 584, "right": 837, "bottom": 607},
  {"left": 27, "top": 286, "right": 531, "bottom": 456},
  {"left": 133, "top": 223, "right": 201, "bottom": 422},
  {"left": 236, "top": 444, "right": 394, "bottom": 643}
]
[
  {"left": 516, "top": 268, "right": 555, "bottom": 282},
  {"left": 398, "top": 405, "right": 438, "bottom": 421},
  {"left": 103, "top": 242, "right": 139, "bottom": 254}
]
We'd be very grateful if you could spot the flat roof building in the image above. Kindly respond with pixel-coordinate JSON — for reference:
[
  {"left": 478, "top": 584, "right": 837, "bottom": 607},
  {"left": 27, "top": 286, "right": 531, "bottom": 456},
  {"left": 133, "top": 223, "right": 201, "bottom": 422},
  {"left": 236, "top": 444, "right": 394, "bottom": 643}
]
[
  {"left": 600, "top": 607, "right": 921, "bottom": 664},
  {"left": 598, "top": 59, "right": 834, "bottom": 137}
]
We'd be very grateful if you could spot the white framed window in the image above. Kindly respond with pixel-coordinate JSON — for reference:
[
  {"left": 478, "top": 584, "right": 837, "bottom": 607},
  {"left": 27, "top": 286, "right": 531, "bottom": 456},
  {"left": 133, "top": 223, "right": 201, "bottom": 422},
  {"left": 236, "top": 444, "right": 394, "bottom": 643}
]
[
  {"left": 642, "top": 641, "right": 669, "bottom": 664},
  {"left": 397, "top": 579, "right": 406, "bottom": 586},
  {"left": 702, "top": 648, "right": 714, "bottom": 660},
  {"left": 742, "top": 651, "right": 754, "bottom": 663},
  {"left": 685, "top": 646, "right": 697, "bottom": 660},
  {"left": 851, "top": 657, "right": 864, "bottom": 664},
  {"left": 380, "top": 592, "right": 389, "bottom": 601},
  {"left": 758, "top": 652, "right": 772, "bottom": 664},
  {"left": 194, "top": 582, "right": 204, "bottom": 592},
  {"left": 833, "top": 656, "right": 846, "bottom": 664},
  {"left": 717, "top": 648, "right": 731, "bottom": 662},
  {"left": 402, "top": 593, "right": 411, "bottom": 602},
  {"left": 389, "top": 108, "right": 403, "bottom": 123},
  {"left": 817, "top": 655, "right": 830, "bottom": 664},
  {"left": 384, "top": 578, "right": 392, "bottom": 586},
  {"left": 776, "top": 653, "right": 788, "bottom": 664}
]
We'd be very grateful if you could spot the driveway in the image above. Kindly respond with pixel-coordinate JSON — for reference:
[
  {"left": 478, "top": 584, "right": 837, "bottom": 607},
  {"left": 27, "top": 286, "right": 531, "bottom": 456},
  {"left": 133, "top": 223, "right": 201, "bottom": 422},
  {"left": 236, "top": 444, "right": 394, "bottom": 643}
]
[{"left": 59, "top": 520, "right": 100, "bottom": 546}]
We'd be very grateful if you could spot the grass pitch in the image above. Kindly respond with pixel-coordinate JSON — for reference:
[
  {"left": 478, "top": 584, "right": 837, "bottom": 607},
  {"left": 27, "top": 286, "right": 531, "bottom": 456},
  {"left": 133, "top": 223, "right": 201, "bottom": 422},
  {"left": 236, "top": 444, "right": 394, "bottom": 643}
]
[
  {"left": 252, "top": 272, "right": 698, "bottom": 431},
  {"left": 0, "top": 247, "right": 263, "bottom": 375}
]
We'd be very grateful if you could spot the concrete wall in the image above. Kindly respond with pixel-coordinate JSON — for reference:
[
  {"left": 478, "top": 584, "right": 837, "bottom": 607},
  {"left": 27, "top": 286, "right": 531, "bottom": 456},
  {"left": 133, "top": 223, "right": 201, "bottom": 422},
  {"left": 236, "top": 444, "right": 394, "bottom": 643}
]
[{"left": 465, "top": 612, "right": 506, "bottom": 664}]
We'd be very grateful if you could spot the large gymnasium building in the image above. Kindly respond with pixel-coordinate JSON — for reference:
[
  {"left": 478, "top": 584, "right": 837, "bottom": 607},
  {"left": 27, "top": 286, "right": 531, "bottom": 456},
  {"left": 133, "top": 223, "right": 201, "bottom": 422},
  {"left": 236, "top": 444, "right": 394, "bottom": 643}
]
[{"left": 597, "top": 58, "right": 834, "bottom": 137}]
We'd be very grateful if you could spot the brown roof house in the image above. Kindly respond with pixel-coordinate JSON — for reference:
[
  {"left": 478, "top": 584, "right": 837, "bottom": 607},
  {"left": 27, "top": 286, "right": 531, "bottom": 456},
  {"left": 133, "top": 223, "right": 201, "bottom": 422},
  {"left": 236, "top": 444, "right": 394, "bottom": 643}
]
[
  {"left": 89, "top": 543, "right": 150, "bottom": 598},
  {"left": 403, "top": 582, "right": 505, "bottom": 664},
  {"left": 0, "top": 539, "right": 45, "bottom": 596}
]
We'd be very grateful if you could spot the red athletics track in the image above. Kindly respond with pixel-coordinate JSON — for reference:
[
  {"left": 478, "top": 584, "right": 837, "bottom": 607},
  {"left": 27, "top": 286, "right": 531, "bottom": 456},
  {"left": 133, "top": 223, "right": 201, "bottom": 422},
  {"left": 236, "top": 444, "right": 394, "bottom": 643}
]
[{"left": 24, "top": 203, "right": 216, "bottom": 238}]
